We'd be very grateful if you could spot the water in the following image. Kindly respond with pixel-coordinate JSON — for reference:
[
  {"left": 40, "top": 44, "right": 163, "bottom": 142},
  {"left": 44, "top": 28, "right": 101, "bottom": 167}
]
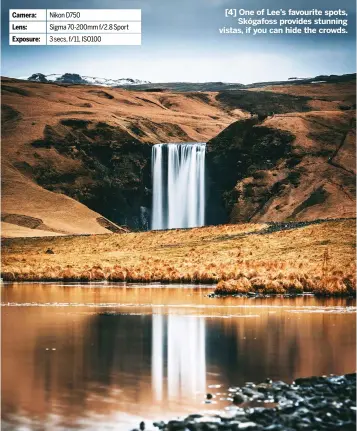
[
  {"left": 2, "top": 283, "right": 356, "bottom": 430},
  {"left": 151, "top": 143, "right": 206, "bottom": 230}
]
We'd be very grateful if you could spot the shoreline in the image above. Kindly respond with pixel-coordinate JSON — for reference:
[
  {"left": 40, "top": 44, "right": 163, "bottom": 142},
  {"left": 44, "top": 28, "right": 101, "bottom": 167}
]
[
  {"left": 139, "top": 373, "right": 356, "bottom": 431},
  {"left": 1, "top": 279, "right": 356, "bottom": 298}
]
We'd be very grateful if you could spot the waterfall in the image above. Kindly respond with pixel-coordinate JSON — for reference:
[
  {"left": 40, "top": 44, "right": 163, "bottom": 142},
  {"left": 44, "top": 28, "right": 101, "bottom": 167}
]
[{"left": 151, "top": 143, "right": 206, "bottom": 230}]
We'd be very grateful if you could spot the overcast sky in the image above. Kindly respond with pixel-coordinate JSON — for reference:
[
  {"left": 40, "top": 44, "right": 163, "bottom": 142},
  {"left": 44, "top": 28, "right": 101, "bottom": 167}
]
[{"left": 1, "top": 0, "right": 356, "bottom": 83}]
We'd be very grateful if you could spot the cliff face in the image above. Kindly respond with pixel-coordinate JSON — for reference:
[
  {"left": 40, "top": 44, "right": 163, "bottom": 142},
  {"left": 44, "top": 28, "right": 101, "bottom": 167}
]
[
  {"left": 206, "top": 119, "right": 296, "bottom": 223},
  {"left": 207, "top": 85, "right": 356, "bottom": 222},
  {"left": 30, "top": 120, "right": 152, "bottom": 229}
]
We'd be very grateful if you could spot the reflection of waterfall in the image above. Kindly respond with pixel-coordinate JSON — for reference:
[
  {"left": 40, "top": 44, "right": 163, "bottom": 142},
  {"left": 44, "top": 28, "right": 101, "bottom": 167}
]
[
  {"left": 152, "top": 313, "right": 164, "bottom": 400},
  {"left": 152, "top": 314, "right": 206, "bottom": 401},
  {"left": 151, "top": 143, "right": 206, "bottom": 230}
]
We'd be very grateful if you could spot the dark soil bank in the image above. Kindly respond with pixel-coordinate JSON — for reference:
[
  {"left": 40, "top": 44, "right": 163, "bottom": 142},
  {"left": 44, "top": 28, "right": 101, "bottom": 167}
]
[{"left": 141, "top": 373, "right": 356, "bottom": 431}]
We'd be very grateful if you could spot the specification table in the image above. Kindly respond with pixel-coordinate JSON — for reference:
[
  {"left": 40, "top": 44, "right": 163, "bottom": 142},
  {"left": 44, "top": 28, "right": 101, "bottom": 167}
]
[{"left": 9, "top": 9, "right": 141, "bottom": 45}]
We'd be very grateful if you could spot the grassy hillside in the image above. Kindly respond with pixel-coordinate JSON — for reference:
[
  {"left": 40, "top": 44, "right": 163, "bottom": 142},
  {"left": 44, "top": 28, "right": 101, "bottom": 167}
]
[
  {"left": 2, "top": 219, "right": 355, "bottom": 296},
  {"left": 1, "top": 75, "right": 355, "bottom": 236},
  {"left": 207, "top": 93, "right": 355, "bottom": 223},
  {"left": 1, "top": 77, "right": 245, "bottom": 235}
]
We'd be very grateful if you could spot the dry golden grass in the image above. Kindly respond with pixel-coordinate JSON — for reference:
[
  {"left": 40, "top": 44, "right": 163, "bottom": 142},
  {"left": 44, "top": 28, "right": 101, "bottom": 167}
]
[{"left": 1, "top": 219, "right": 355, "bottom": 296}]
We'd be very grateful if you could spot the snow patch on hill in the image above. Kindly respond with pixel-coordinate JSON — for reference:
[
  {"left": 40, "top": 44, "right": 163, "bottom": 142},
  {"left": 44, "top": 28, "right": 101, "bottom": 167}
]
[{"left": 23, "top": 72, "right": 150, "bottom": 86}]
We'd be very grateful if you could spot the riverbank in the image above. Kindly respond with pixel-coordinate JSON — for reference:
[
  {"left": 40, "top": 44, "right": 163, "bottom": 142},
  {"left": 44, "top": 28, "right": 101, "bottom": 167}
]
[
  {"left": 2, "top": 219, "right": 355, "bottom": 296},
  {"left": 145, "top": 373, "right": 356, "bottom": 431}
]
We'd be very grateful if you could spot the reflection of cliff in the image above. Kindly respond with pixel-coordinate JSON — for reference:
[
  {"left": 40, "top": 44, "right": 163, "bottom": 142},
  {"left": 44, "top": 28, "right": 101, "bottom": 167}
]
[
  {"left": 1, "top": 307, "right": 92, "bottom": 423},
  {"left": 205, "top": 309, "right": 357, "bottom": 385},
  {"left": 152, "top": 313, "right": 206, "bottom": 402}
]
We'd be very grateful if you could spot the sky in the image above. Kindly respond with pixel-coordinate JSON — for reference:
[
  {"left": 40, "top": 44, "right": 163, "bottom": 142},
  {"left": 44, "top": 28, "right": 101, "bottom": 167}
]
[{"left": 1, "top": 0, "right": 356, "bottom": 84}]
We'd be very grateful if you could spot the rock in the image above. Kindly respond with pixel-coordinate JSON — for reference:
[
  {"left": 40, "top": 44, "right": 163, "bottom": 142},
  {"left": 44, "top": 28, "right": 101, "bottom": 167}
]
[
  {"left": 153, "top": 421, "right": 165, "bottom": 429},
  {"left": 28, "top": 73, "right": 48, "bottom": 83},
  {"left": 206, "top": 393, "right": 213, "bottom": 400},
  {"left": 55, "top": 73, "right": 87, "bottom": 84},
  {"left": 271, "top": 381, "right": 288, "bottom": 390},
  {"left": 233, "top": 393, "right": 247, "bottom": 404},
  {"left": 216, "top": 423, "right": 232, "bottom": 431},
  {"left": 256, "top": 383, "right": 269, "bottom": 392},
  {"left": 154, "top": 373, "right": 356, "bottom": 431},
  {"left": 242, "top": 387, "right": 260, "bottom": 398},
  {"left": 345, "top": 373, "right": 356, "bottom": 381},
  {"left": 186, "top": 414, "right": 203, "bottom": 421},
  {"left": 294, "top": 376, "right": 325, "bottom": 386},
  {"left": 283, "top": 390, "right": 304, "bottom": 403},
  {"left": 139, "top": 421, "right": 145, "bottom": 431},
  {"left": 202, "top": 424, "right": 218, "bottom": 431},
  {"left": 238, "top": 422, "right": 258, "bottom": 429},
  {"left": 45, "top": 248, "right": 54, "bottom": 254},
  {"left": 167, "top": 420, "right": 186, "bottom": 431},
  {"left": 337, "top": 421, "right": 356, "bottom": 430},
  {"left": 262, "top": 426, "right": 284, "bottom": 431},
  {"left": 248, "top": 408, "right": 275, "bottom": 423},
  {"left": 183, "top": 421, "right": 198, "bottom": 431}
]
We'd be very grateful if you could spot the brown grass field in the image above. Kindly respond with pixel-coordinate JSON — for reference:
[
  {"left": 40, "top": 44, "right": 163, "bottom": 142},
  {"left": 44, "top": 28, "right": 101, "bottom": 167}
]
[{"left": 1, "top": 219, "right": 355, "bottom": 296}]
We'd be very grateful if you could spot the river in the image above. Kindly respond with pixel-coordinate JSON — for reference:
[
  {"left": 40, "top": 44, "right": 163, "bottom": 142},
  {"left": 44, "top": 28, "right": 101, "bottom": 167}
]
[{"left": 1, "top": 282, "right": 356, "bottom": 430}]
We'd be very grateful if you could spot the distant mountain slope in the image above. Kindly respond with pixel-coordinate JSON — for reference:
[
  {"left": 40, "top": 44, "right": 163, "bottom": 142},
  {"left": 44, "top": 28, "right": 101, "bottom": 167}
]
[
  {"left": 26, "top": 72, "right": 150, "bottom": 86},
  {"left": 245, "top": 73, "right": 357, "bottom": 88},
  {"left": 118, "top": 82, "right": 246, "bottom": 92},
  {"left": 21, "top": 72, "right": 356, "bottom": 92},
  {"left": 118, "top": 73, "right": 356, "bottom": 92}
]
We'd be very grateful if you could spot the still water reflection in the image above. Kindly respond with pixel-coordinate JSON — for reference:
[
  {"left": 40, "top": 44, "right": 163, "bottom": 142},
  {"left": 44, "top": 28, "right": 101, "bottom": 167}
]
[{"left": 1, "top": 283, "right": 356, "bottom": 430}]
